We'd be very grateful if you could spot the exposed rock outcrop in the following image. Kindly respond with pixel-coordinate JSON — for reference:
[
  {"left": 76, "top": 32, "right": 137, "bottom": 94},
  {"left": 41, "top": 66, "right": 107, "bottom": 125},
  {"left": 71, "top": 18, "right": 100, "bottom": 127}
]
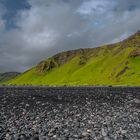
[
  {"left": 129, "top": 49, "right": 140, "bottom": 57},
  {"left": 36, "top": 59, "right": 58, "bottom": 74}
]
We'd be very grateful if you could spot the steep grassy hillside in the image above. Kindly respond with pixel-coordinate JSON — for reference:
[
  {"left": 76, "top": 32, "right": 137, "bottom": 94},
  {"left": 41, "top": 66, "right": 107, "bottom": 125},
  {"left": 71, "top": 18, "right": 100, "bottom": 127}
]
[
  {"left": 7, "top": 31, "right": 140, "bottom": 86},
  {"left": 0, "top": 72, "right": 20, "bottom": 84}
]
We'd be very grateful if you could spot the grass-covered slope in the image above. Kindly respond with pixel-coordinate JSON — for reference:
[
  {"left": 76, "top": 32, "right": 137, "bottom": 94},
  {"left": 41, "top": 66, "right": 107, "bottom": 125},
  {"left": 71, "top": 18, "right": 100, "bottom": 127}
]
[
  {"left": 7, "top": 31, "right": 140, "bottom": 86},
  {"left": 0, "top": 72, "right": 20, "bottom": 84}
]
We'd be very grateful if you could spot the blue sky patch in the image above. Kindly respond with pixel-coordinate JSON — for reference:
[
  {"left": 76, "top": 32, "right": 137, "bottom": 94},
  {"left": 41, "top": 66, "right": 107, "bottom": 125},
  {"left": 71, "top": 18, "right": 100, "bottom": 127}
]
[{"left": 1, "top": 0, "right": 30, "bottom": 29}]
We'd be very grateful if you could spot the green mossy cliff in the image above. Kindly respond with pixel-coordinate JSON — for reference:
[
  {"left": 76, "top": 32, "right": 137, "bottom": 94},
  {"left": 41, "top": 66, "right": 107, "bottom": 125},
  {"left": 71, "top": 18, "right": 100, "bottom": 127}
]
[
  {"left": 0, "top": 72, "right": 20, "bottom": 84},
  {"left": 7, "top": 31, "right": 140, "bottom": 86}
]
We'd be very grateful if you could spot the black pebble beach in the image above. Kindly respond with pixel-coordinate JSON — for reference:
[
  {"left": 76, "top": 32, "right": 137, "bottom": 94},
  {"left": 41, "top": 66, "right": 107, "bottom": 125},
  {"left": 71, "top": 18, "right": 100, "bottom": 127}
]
[{"left": 0, "top": 86, "right": 140, "bottom": 140}]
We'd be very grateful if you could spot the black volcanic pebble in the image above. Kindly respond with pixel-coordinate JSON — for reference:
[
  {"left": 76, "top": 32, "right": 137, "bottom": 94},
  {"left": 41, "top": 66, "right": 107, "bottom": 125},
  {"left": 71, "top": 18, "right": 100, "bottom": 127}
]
[
  {"left": 31, "top": 135, "right": 39, "bottom": 140},
  {"left": 18, "top": 134, "right": 27, "bottom": 140},
  {"left": 0, "top": 86, "right": 140, "bottom": 140}
]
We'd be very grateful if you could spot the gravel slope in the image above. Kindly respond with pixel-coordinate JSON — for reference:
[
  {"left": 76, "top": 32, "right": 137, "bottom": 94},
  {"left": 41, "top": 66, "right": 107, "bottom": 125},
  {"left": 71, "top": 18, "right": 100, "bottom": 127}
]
[{"left": 0, "top": 87, "right": 140, "bottom": 140}]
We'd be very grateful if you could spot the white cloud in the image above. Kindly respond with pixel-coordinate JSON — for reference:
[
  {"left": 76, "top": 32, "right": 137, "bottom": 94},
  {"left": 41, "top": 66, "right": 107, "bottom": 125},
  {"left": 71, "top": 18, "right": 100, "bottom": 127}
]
[
  {"left": 77, "top": 0, "right": 116, "bottom": 15},
  {"left": 0, "top": 0, "right": 140, "bottom": 72}
]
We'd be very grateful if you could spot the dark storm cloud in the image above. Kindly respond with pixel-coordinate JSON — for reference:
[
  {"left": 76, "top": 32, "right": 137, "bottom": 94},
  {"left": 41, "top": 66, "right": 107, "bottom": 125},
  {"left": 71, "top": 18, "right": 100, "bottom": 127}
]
[{"left": 0, "top": 0, "right": 140, "bottom": 72}]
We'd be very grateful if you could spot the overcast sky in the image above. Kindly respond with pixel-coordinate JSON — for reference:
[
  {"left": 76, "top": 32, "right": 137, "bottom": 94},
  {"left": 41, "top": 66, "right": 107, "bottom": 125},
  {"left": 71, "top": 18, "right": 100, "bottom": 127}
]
[{"left": 0, "top": 0, "right": 140, "bottom": 72}]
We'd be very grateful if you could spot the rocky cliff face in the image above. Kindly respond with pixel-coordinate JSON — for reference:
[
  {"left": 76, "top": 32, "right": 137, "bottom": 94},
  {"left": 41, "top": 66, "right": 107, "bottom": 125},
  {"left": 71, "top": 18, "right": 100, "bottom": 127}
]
[
  {"left": 36, "top": 48, "right": 97, "bottom": 74},
  {"left": 129, "top": 49, "right": 140, "bottom": 57}
]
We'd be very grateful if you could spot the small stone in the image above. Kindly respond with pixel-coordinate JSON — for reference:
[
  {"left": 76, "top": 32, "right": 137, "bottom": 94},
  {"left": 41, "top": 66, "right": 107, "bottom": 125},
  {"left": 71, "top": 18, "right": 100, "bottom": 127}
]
[
  {"left": 101, "top": 128, "right": 107, "bottom": 137},
  {"left": 121, "top": 130, "right": 127, "bottom": 134},
  {"left": 53, "top": 135, "right": 57, "bottom": 138},
  {"left": 120, "top": 127, "right": 127, "bottom": 134},
  {"left": 18, "top": 134, "right": 27, "bottom": 140},
  {"left": 82, "top": 132, "right": 89, "bottom": 137},
  {"left": 0, "top": 126, "right": 4, "bottom": 133},
  {"left": 31, "top": 136, "right": 39, "bottom": 140},
  {"left": 105, "top": 137, "right": 111, "bottom": 140},
  {"left": 26, "top": 104, "right": 30, "bottom": 107},
  {"left": 5, "top": 133, "right": 10, "bottom": 140},
  {"left": 73, "top": 134, "right": 79, "bottom": 138},
  {"left": 87, "top": 129, "right": 92, "bottom": 133}
]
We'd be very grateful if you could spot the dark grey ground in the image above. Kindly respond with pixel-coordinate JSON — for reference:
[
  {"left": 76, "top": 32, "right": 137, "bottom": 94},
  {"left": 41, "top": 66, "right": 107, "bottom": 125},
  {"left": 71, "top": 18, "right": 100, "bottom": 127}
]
[{"left": 0, "top": 86, "right": 140, "bottom": 140}]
